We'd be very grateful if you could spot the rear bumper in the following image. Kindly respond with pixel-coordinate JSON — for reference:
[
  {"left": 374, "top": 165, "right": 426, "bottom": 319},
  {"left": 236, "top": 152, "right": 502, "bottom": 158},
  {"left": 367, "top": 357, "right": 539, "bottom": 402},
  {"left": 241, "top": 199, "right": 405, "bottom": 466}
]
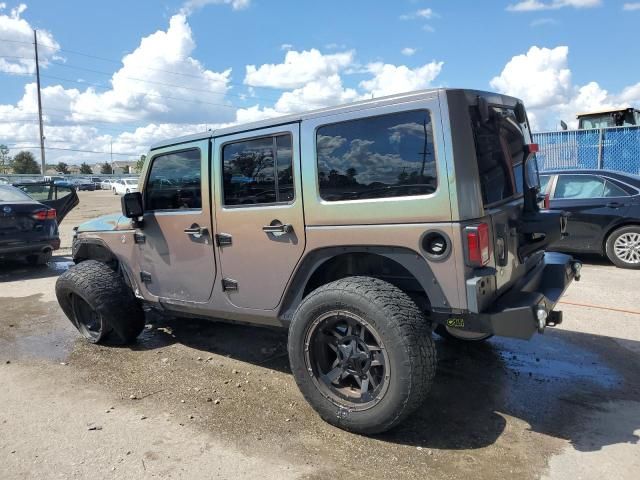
[
  {"left": 446, "top": 252, "right": 581, "bottom": 340},
  {"left": 0, "top": 239, "right": 59, "bottom": 257}
]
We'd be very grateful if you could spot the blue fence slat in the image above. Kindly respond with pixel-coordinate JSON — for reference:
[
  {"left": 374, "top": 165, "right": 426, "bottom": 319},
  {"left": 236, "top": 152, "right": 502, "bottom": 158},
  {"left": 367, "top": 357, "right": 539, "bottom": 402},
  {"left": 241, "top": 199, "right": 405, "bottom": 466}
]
[{"left": 533, "top": 125, "right": 640, "bottom": 174}]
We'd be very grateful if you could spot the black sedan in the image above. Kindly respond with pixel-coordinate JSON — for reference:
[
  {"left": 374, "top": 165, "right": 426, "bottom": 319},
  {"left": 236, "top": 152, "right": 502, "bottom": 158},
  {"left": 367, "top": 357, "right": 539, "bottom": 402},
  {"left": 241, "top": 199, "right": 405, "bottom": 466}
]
[
  {"left": 0, "top": 182, "right": 78, "bottom": 265},
  {"left": 540, "top": 169, "right": 640, "bottom": 268}
]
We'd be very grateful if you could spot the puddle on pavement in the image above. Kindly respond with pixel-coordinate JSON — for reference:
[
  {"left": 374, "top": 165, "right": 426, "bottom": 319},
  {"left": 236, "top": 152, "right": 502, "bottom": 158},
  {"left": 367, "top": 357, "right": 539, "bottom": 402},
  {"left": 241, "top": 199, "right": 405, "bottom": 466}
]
[
  {"left": 48, "top": 260, "right": 74, "bottom": 272},
  {"left": 0, "top": 294, "right": 75, "bottom": 363}
]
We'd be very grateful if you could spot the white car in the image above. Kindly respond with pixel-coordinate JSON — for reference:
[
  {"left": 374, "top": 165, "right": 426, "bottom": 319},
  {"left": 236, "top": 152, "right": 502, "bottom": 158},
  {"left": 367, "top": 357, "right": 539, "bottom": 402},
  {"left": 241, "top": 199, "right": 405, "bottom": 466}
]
[
  {"left": 112, "top": 178, "right": 139, "bottom": 195},
  {"left": 100, "top": 179, "right": 114, "bottom": 190}
]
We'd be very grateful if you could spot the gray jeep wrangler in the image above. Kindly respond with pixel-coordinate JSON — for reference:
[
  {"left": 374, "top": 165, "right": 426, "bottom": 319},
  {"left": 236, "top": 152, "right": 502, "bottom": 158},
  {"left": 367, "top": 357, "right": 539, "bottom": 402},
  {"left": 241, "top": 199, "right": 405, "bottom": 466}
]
[{"left": 56, "top": 89, "right": 581, "bottom": 434}]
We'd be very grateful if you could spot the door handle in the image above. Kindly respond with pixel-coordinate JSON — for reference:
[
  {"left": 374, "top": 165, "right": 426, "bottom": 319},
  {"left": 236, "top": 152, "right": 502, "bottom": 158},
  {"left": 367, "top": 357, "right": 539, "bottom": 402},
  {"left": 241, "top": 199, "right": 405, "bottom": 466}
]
[
  {"left": 184, "top": 225, "right": 208, "bottom": 238},
  {"left": 262, "top": 223, "right": 293, "bottom": 234},
  {"left": 606, "top": 202, "right": 623, "bottom": 209}
]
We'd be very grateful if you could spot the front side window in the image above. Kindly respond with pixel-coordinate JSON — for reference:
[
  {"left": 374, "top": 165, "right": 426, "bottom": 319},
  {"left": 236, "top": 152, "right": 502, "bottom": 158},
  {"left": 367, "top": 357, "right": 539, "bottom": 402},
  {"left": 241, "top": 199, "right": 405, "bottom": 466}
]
[
  {"left": 316, "top": 110, "right": 437, "bottom": 201},
  {"left": 145, "top": 149, "right": 201, "bottom": 210},
  {"left": 222, "top": 134, "right": 293, "bottom": 206},
  {"left": 554, "top": 174, "right": 606, "bottom": 199}
]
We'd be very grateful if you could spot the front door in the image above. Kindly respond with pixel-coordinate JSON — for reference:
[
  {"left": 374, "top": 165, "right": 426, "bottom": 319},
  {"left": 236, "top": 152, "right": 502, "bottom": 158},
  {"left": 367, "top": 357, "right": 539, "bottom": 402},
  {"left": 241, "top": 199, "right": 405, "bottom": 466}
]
[
  {"left": 213, "top": 124, "right": 305, "bottom": 310},
  {"left": 138, "top": 141, "right": 216, "bottom": 302}
]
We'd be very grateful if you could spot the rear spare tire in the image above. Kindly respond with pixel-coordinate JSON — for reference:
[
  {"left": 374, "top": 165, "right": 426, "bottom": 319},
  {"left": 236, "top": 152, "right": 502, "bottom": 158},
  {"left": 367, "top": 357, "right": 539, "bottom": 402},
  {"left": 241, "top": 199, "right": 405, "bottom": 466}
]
[
  {"left": 56, "top": 260, "right": 145, "bottom": 344},
  {"left": 288, "top": 276, "right": 436, "bottom": 435}
]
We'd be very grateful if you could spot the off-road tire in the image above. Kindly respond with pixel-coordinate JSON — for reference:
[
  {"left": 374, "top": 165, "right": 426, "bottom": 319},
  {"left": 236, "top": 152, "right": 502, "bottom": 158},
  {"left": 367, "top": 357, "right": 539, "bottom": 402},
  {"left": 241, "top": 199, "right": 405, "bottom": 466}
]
[
  {"left": 434, "top": 324, "right": 493, "bottom": 343},
  {"left": 56, "top": 260, "right": 145, "bottom": 344},
  {"left": 605, "top": 225, "right": 640, "bottom": 269},
  {"left": 26, "top": 249, "right": 52, "bottom": 266},
  {"left": 288, "top": 276, "right": 436, "bottom": 435}
]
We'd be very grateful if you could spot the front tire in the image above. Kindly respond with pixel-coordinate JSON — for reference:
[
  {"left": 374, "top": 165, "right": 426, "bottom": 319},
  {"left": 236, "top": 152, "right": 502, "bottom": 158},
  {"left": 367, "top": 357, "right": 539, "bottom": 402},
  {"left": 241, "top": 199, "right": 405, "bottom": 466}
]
[
  {"left": 26, "top": 250, "right": 52, "bottom": 266},
  {"left": 605, "top": 226, "right": 640, "bottom": 269},
  {"left": 56, "top": 260, "right": 145, "bottom": 344},
  {"left": 288, "top": 276, "right": 436, "bottom": 435}
]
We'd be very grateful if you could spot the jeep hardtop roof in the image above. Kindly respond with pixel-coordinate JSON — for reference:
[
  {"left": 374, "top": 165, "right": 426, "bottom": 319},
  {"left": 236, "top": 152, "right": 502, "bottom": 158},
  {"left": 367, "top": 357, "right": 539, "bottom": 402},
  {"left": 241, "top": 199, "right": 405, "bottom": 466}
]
[{"left": 150, "top": 88, "right": 521, "bottom": 151}]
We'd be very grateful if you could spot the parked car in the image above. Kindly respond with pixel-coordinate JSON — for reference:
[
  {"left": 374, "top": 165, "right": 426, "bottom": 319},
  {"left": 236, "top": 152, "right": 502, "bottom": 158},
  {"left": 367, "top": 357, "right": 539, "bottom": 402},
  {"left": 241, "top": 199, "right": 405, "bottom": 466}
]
[
  {"left": 541, "top": 169, "right": 640, "bottom": 268},
  {"left": 72, "top": 178, "right": 96, "bottom": 191},
  {"left": 112, "top": 178, "right": 139, "bottom": 195},
  {"left": 1, "top": 182, "right": 78, "bottom": 265},
  {"left": 0, "top": 177, "right": 9, "bottom": 185},
  {"left": 100, "top": 179, "right": 114, "bottom": 190},
  {"left": 56, "top": 88, "right": 580, "bottom": 434},
  {"left": 90, "top": 177, "right": 102, "bottom": 189}
]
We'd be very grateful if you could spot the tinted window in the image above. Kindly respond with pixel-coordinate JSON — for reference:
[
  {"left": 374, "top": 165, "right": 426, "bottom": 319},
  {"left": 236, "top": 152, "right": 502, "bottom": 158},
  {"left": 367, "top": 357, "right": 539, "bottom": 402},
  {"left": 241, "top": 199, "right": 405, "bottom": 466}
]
[
  {"left": 540, "top": 175, "right": 551, "bottom": 193},
  {"left": 145, "top": 149, "right": 201, "bottom": 210},
  {"left": 222, "top": 134, "right": 293, "bottom": 206},
  {"left": 471, "top": 106, "right": 527, "bottom": 205},
  {"left": 316, "top": 110, "right": 436, "bottom": 201},
  {"left": 603, "top": 180, "right": 629, "bottom": 197},
  {"left": 554, "top": 175, "right": 605, "bottom": 199}
]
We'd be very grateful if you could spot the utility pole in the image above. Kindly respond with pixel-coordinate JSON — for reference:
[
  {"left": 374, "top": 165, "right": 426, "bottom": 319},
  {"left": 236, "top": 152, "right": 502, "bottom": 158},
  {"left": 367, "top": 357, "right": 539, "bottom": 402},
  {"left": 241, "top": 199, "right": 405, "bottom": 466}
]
[
  {"left": 34, "top": 29, "right": 46, "bottom": 176},
  {"left": 110, "top": 140, "right": 113, "bottom": 174}
]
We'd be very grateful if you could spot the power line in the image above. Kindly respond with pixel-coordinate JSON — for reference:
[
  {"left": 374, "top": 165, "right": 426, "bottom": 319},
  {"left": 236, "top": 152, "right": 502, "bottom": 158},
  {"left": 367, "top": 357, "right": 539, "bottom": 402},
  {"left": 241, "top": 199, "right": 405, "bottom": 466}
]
[{"left": 7, "top": 145, "right": 140, "bottom": 156}]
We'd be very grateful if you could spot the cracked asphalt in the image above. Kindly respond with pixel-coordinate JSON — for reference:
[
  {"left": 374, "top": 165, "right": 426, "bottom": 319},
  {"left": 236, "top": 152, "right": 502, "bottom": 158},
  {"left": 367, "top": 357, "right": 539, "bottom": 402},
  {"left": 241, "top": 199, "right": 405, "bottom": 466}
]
[{"left": 1, "top": 190, "right": 639, "bottom": 479}]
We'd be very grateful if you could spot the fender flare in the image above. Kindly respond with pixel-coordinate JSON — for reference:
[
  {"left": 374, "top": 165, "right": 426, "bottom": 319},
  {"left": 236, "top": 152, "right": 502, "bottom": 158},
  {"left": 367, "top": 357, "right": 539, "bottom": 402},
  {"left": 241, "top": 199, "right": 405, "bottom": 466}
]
[{"left": 278, "top": 245, "right": 450, "bottom": 323}]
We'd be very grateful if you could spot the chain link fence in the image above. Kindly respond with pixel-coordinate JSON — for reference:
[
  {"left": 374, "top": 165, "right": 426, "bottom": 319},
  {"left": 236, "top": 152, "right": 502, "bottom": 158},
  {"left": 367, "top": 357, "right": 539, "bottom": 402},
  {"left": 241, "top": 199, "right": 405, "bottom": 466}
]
[{"left": 533, "top": 125, "right": 640, "bottom": 175}]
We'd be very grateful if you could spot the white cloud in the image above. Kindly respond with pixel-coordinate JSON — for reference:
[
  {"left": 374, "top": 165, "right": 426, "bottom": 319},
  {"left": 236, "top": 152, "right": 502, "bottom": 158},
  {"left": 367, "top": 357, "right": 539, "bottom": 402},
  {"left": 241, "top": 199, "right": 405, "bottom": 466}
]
[
  {"left": 623, "top": 3, "right": 640, "bottom": 11},
  {"left": 401, "top": 47, "right": 417, "bottom": 56},
  {"left": 0, "top": 4, "right": 60, "bottom": 74},
  {"left": 490, "top": 46, "right": 572, "bottom": 109},
  {"left": 359, "top": 61, "right": 443, "bottom": 98},
  {"left": 400, "top": 8, "right": 435, "bottom": 20},
  {"left": 490, "top": 45, "right": 640, "bottom": 130},
  {"left": 180, "top": 0, "right": 250, "bottom": 15},
  {"left": 507, "top": 0, "right": 601, "bottom": 12},
  {"left": 244, "top": 49, "right": 355, "bottom": 89},
  {"left": 280, "top": 43, "right": 293, "bottom": 50}
]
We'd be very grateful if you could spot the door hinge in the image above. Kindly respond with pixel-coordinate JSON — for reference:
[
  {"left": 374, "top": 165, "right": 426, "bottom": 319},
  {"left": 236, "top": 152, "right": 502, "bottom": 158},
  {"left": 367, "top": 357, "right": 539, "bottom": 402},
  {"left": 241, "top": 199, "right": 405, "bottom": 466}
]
[
  {"left": 215, "top": 233, "right": 233, "bottom": 246},
  {"left": 140, "top": 271, "right": 152, "bottom": 283},
  {"left": 221, "top": 278, "right": 238, "bottom": 291},
  {"left": 134, "top": 232, "right": 146, "bottom": 244}
]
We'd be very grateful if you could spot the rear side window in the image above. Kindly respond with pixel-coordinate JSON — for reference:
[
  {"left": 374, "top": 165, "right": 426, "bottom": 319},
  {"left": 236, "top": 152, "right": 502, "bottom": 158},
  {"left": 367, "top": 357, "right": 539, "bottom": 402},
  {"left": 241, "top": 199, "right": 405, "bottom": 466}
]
[
  {"left": 316, "top": 110, "right": 437, "bottom": 201},
  {"left": 145, "top": 149, "right": 202, "bottom": 210},
  {"left": 554, "top": 175, "right": 605, "bottom": 199},
  {"left": 222, "top": 134, "right": 293, "bottom": 206}
]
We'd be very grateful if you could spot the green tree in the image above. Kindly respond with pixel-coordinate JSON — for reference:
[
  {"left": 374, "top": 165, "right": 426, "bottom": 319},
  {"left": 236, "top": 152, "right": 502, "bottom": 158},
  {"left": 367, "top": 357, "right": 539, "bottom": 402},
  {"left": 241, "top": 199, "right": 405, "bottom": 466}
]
[
  {"left": 135, "top": 154, "right": 146, "bottom": 173},
  {"left": 79, "top": 162, "right": 93, "bottom": 174},
  {"left": 0, "top": 144, "right": 10, "bottom": 174},
  {"left": 12, "top": 151, "right": 40, "bottom": 174},
  {"left": 55, "top": 162, "right": 70, "bottom": 174},
  {"left": 100, "top": 162, "right": 113, "bottom": 174}
]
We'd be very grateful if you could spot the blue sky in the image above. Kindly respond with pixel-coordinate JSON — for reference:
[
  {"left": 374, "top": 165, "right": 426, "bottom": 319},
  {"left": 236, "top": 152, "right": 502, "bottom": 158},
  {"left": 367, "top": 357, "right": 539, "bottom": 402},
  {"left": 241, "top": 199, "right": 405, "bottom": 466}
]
[{"left": 1, "top": 0, "right": 639, "bottom": 165}]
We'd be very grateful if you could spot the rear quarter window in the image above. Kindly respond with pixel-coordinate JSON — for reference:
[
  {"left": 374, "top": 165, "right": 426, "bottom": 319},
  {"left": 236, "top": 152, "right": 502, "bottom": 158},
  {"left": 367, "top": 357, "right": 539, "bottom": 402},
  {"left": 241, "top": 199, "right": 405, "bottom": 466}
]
[{"left": 316, "top": 110, "right": 437, "bottom": 201}]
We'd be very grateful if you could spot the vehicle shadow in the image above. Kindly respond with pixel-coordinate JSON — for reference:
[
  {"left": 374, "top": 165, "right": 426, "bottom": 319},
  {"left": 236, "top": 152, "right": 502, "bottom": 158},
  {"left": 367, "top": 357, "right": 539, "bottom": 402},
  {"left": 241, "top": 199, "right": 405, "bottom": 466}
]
[
  {"left": 135, "top": 314, "right": 640, "bottom": 453},
  {"left": 0, "top": 254, "right": 74, "bottom": 282}
]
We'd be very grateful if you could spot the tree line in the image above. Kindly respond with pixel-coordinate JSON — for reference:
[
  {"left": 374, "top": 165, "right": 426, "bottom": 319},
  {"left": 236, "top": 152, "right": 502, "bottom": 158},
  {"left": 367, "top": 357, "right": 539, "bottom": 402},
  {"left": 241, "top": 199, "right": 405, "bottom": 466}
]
[{"left": 0, "top": 144, "right": 146, "bottom": 175}]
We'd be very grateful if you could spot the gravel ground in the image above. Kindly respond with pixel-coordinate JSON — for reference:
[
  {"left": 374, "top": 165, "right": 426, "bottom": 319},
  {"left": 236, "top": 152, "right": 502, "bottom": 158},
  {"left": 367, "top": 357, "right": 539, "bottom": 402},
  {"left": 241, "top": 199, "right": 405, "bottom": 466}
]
[{"left": 0, "top": 190, "right": 639, "bottom": 479}]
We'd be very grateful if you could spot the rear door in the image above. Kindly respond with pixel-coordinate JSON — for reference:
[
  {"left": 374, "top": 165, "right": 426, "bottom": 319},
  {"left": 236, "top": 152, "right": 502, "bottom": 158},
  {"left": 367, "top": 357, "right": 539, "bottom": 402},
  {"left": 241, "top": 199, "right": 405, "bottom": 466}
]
[
  {"left": 213, "top": 124, "right": 305, "bottom": 310},
  {"left": 549, "top": 174, "right": 631, "bottom": 252},
  {"left": 13, "top": 182, "right": 79, "bottom": 224}
]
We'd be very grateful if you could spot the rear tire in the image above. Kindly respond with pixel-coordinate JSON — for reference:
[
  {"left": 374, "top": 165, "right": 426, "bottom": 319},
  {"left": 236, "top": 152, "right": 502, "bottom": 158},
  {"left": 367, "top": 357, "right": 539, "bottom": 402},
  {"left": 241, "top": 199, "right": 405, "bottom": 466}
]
[
  {"left": 56, "top": 260, "right": 145, "bottom": 344},
  {"left": 288, "top": 276, "right": 436, "bottom": 435},
  {"left": 605, "top": 226, "right": 640, "bottom": 269},
  {"left": 26, "top": 250, "right": 52, "bottom": 266}
]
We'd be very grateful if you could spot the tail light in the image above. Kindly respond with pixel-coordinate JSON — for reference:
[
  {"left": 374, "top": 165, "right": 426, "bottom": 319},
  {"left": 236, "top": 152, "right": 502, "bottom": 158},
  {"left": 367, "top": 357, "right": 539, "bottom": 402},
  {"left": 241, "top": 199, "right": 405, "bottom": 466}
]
[
  {"left": 32, "top": 208, "right": 57, "bottom": 221},
  {"left": 526, "top": 143, "right": 539, "bottom": 154},
  {"left": 543, "top": 193, "right": 550, "bottom": 209},
  {"left": 465, "top": 223, "right": 491, "bottom": 267}
]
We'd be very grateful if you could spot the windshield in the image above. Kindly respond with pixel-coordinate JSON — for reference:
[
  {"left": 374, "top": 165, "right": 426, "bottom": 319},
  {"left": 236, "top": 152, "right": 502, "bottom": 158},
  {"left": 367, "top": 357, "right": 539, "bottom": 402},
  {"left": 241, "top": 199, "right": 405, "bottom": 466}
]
[
  {"left": 125, "top": 179, "right": 138, "bottom": 185},
  {"left": 470, "top": 104, "right": 538, "bottom": 206},
  {"left": 0, "top": 184, "right": 34, "bottom": 202}
]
